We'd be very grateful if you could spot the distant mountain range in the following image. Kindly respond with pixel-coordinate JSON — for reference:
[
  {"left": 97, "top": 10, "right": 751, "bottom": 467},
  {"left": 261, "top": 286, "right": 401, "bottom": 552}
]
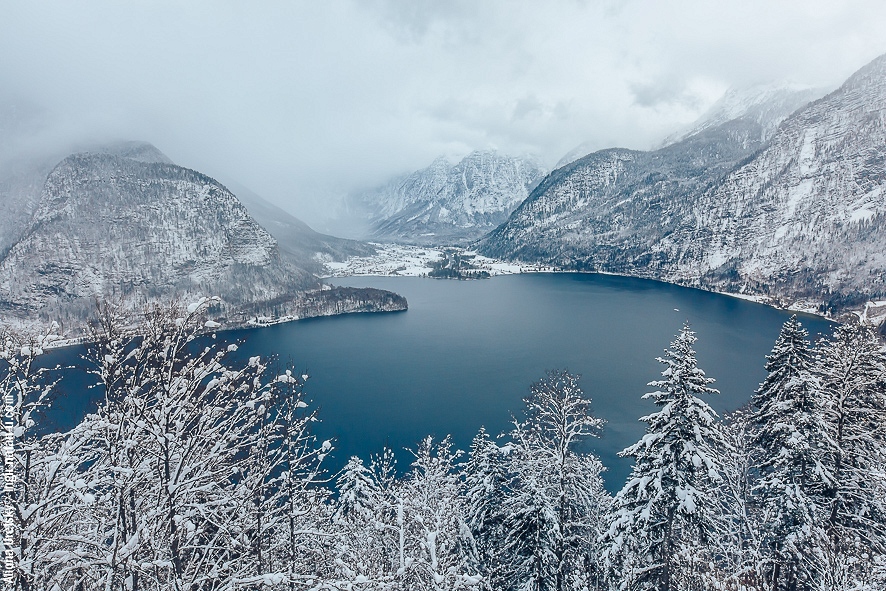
[
  {"left": 480, "top": 54, "right": 886, "bottom": 319},
  {"left": 344, "top": 150, "right": 546, "bottom": 245},
  {"left": 0, "top": 142, "right": 398, "bottom": 331},
  {"left": 4, "top": 51, "right": 886, "bottom": 329}
]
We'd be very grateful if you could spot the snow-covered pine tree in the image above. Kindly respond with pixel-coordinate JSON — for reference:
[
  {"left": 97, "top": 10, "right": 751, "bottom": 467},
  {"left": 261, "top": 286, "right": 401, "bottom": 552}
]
[
  {"left": 813, "top": 323, "right": 886, "bottom": 589},
  {"left": 331, "top": 455, "right": 392, "bottom": 587},
  {"left": 502, "top": 370, "right": 608, "bottom": 591},
  {"left": 331, "top": 446, "right": 404, "bottom": 588},
  {"left": 335, "top": 456, "right": 380, "bottom": 525},
  {"left": 603, "top": 324, "right": 723, "bottom": 591},
  {"left": 463, "top": 428, "right": 509, "bottom": 590},
  {"left": 749, "top": 315, "right": 828, "bottom": 591},
  {"left": 715, "top": 407, "right": 767, "bottom": 589},
  {"left": 365, "top": 447, "right": 405, "bottom": 587},
  {"left": 398, "top": 436, "right": 481, "bottom": 591}
]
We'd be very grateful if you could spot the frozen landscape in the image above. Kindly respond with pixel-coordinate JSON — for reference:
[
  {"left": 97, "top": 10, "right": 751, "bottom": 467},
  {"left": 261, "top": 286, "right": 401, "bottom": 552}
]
[{"left": 2, "top": 3, "right": 886, "bottom": 591}]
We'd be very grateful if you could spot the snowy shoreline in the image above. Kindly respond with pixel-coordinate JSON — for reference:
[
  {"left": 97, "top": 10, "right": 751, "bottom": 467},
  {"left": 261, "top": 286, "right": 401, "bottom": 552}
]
[
  {"left": 25, "top": 246, "right": 880, "bottom": 352},
  {"left": 322, "top": 243, "right": 878, "bottom": 325}
]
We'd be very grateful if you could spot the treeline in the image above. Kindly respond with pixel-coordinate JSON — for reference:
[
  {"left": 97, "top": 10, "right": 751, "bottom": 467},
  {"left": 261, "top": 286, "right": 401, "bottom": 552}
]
[
  {"left": 234, "top": 286, "right": 408, "bottom": 324},
  {"left": 426, "top": 249, "right": 491, "bottom": 280},
  {"left": 1, "top": 301, "right": 885, "bottom": 590}
]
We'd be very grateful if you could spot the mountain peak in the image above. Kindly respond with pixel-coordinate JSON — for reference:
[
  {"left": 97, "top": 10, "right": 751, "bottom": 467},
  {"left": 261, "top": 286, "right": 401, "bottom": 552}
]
[
  {"left": 660, "top": 82, "right": 822, "bottom": 147},
  {"left": 0, "top": 148, "right": 323, "bottom": 326},
  {"left": 346, "top": 151, "right": 547, "bottom": 245},
  {"left": 83, "top": 140, "right": 175, "bottom": 164}
]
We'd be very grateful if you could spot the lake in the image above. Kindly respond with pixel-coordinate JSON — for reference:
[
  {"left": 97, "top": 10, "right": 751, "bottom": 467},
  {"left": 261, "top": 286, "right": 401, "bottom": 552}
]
[{"left": 47, "top": 273, "right": 833, "bottom": 491}]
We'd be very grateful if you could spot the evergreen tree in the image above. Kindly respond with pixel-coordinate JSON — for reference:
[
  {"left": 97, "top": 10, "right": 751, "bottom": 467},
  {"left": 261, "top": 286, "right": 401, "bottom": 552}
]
[
  {"left": 502, "top": 370, "right": 608, "bottom": 591},
  {"left": 463, "top": 428, "right": 509, "bottom": 590},
  {"left": 604, "top": 324, "right": 723, "bottom": 591},
  {"left": 329, "top": 448, "right": 401, "bottom": 589},
  {"left": 335, "top": 456, "right": 380, "bottom": 525},
  {"left": 813, "top": 323, "right": 886, "bottom": 589},
  {"left": 749, "top": 315, "right": 828, "bottom": 591},
  {"left": 716, "top": 407, "right": 768, "bottom": 589},
  {"left": 399, "top": 436, "right": 481, "bottom": 591}
]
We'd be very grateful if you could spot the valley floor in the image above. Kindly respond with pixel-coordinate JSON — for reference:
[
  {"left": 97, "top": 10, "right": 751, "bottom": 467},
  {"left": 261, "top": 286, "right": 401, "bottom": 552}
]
[{"left": 323, "top": 242, "right": 558, "bottom": 278}]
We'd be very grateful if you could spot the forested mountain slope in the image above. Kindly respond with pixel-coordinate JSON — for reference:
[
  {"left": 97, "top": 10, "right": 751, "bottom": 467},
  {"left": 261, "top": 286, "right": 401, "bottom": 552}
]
[
  {"left": 660, "top": 83, "right": 820, "bottom": 147},
  {"left": 228, "top": 180, "right": 375, "bottom": 276},
  {"left": 0, "top": 143, "right": 399, "bottom": 329},
  {"left": 481, "top": 54, "right": 886, "bottom": 317}
]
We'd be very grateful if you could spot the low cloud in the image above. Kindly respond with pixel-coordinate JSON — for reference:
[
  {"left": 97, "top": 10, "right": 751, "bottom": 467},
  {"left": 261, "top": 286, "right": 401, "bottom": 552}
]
[{"left": 2, "top": 0, "right": 885, "bottom": 225}]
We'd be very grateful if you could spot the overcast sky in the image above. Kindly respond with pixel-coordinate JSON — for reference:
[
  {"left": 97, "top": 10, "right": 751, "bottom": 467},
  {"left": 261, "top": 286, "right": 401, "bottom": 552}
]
[{"left": 2, "top": 0, "right": 886, "bottom": 226}]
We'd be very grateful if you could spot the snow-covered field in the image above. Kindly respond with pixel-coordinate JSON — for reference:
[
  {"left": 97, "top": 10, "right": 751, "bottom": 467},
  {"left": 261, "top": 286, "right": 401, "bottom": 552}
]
[{"left": 323, "top": 243, "right": 555, "bottom": 277}]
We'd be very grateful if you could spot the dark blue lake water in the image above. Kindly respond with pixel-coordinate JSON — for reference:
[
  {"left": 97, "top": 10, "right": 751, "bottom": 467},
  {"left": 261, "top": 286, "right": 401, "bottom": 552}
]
[{"left": 46, "top": 273, "right": 833, "bottom": 491}]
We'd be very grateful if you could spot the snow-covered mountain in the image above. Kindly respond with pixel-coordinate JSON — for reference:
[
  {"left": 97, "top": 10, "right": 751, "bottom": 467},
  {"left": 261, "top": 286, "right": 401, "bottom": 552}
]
[
  {"left": 0, "top": 142, "right": 175, "bottom": 257},
  {"left": 660, "top": 83, "right": 821, "bottom": 147},
  {"left": 0, "top": 143, "right": 396, "bottom": 329},
  {"left": 481, "top": 53, "right": 886, "bottom": 317},
  {"left": 553, "top": 84, "right": 819, "bottom": 171},
  {"left": 348, "top": 150, "right": 547, "bottom": 245}
]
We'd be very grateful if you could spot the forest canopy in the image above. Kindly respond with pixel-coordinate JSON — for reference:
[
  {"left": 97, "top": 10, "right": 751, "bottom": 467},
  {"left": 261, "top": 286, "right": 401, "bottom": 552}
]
[{"left": 1, "top": 301, "right": 885, "bottom": 591}]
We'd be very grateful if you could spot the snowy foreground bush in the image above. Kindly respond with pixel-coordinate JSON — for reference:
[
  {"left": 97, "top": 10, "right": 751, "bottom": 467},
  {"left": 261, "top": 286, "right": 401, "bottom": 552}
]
[{"left": 1, "top": 301, "right": 885, "bottom": 591}]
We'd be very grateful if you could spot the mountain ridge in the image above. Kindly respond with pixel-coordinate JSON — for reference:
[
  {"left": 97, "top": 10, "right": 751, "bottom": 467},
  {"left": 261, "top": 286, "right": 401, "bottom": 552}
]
[
  {"left": 480, "top": 53, "right": 886, "bottom": 320},
  {"left": 346, "top": 150, "right": 547, "bottom": 245},
  {"left": 0, "top": 143, "right": 402, "bottom": 331}
]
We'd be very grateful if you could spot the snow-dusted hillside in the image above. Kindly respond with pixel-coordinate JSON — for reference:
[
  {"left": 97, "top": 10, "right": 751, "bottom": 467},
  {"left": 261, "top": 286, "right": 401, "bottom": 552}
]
[
  {"left": 349, "top": 150, "right": 546, "bottom": 245},
  {"left": 0, "top": 150, "right": 316, "bottom": 326},
  {"left": 0, "top": 141, "right": 410, "bottom": 331},
  {"left": 480, "top": 117, "right": 770, "bottom": 272},
  {"left": 685, "top": 54, "right": 886, "bottom": 310},
  {"left": 553, "top": 84, "right": 819, "bottom": 171},
  {"left": 0, "top": 142, "right": 174, "bottom": 257},
  {"left": 481, "top": 53, "right": 886, "bottom": 318}
]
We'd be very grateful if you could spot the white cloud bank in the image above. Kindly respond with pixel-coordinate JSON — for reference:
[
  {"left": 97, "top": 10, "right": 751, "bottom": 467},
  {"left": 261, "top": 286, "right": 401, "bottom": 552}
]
[{"left": 2, "top": 0, "right": 885, "bottom": 224}]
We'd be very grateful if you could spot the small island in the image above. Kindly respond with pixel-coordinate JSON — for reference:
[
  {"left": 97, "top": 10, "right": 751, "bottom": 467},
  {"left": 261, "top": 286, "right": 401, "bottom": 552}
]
[{"left": 234, "top": 285, "right": 408, "bottom": 326}]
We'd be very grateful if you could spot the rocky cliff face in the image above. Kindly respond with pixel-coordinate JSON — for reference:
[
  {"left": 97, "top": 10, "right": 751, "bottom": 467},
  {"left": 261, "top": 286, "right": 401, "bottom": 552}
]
[
  {"left": 685, "top": 54, "right": 886, "bottom": 309},
  {"left": 0, "top": 148, "right": 314, "bottom": 327},
  {"left": 349, "top": 150, "right": 546, "bottom": 245},
  {"left": 480, "top": 54, "right": 886, "bottom": 317}
]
